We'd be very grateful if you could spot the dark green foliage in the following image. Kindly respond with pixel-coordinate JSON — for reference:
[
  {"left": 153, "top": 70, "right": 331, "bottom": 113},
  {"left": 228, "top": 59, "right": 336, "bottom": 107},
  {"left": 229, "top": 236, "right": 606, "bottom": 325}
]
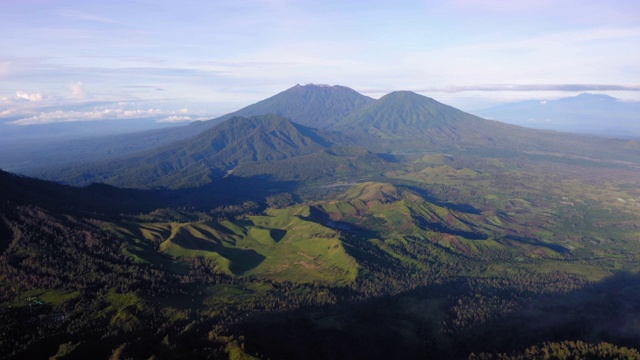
[
  {"left": 472, "top": 341, "right": 640, "bottom": 359},
  {"left": 234, "top": 146, "right": 394, "bottom": 182},
  {"left": 266, "top": 192, "right": 295, "bottom": 208},
  {"left": 3, "top": 160, "right": 640, "bottom": 359}
]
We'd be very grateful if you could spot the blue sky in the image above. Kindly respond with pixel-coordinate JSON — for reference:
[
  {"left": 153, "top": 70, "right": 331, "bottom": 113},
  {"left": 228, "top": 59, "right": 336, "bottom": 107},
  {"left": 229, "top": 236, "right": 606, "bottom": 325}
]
[{"left": 1, "top": 0, "right": 639, "bottom": 127}]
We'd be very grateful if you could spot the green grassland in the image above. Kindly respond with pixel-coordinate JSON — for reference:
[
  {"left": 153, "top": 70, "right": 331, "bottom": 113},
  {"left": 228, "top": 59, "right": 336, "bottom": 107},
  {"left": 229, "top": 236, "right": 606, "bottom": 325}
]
[
  {"left": 112, "top": 167, "right": 640, "bottom": 292},
  {"left": 113, "top": 206, "right": 359, "bottom": 284}
]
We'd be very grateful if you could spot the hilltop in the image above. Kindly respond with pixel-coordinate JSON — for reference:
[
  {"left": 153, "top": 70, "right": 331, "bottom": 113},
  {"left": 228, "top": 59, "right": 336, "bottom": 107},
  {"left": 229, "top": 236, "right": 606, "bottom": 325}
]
[{"left": 210, "top": 83, "right": 374, "bottom": 129}]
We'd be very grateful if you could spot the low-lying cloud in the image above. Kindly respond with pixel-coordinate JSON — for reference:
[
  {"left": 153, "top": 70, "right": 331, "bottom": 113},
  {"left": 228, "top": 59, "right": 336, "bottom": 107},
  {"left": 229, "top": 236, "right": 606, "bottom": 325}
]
[
  {"left": 9, "top": 108, "right": 162, "bottom": 125},
  {"left": 16, "top": 90, "right": 44, "bottom": 101},
  {"left": 6, "top": 106, "right": 200, "bottom": 126},
  {"left": 159, "top": 115, "right": 192, "bottom": 123}
]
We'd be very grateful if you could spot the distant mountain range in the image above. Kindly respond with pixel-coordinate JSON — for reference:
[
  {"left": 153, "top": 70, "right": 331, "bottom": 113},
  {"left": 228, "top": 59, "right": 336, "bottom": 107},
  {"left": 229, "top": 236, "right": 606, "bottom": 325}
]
[
  {"left": 5, "top": 84, "right": 640, "bottom": 189},
  {"left": 474, "top": 93, "right": 640, "bottom": 138}
]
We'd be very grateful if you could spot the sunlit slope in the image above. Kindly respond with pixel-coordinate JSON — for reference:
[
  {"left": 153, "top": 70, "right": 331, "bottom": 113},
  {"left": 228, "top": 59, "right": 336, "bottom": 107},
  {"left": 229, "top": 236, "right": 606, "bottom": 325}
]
[
  {"left": 315, "top": 182, "right": 567, "bottom": 259},
  {"left": 115, "top": 206, "right": 358, "bottom": 284},
  {"left": 113, "top": 181, "right": 574, "bottom": 288}
]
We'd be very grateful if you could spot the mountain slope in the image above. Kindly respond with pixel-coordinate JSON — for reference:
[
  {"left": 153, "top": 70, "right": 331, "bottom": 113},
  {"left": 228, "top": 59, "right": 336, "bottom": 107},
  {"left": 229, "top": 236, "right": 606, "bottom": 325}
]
[
  {"left": 333, "top": 91, "right": 520, "bottom": 146},
  {"left": 213, "top": 84, "right": 374, "bottom": 129},
  {"left": 334, "top": 91, "right": 640, "bottom": 162},
  {"left": 5, "top": 84, "right": 371, "bottom": 175},
  {"left": 338, "top": 91, "right": 485, "bottom": 133},
  {"left": 206, "top": 84, "right": 374, "bottom": 129},
  {"left": 233, "top": 146, "right": 395, "bottom": 182},
  {"left": 45, "top": 114, "right": 336, "bottom": 189}
]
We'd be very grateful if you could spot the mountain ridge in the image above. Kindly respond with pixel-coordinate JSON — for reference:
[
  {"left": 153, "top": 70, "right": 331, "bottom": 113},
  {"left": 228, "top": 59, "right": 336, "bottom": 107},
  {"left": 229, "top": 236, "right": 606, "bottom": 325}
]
[
  {"left": 29, "top": 86, "right": 640, "bottom": 189},
  {"left": 41, "top": 114, "right": 337, "bottom": 189}
]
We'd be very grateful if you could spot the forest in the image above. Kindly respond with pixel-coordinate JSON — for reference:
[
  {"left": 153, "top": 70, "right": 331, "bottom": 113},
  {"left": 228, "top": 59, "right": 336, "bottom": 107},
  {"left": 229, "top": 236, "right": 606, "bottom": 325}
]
[{"left": 2, "top": 142, "right": 640, "bottom": 359}]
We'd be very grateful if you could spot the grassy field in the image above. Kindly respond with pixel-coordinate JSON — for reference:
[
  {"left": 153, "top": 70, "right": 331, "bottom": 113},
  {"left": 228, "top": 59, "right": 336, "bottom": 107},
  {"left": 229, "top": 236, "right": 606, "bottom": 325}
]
[{"left": 112, "top": 206, "right": 359, "bottom": 285}]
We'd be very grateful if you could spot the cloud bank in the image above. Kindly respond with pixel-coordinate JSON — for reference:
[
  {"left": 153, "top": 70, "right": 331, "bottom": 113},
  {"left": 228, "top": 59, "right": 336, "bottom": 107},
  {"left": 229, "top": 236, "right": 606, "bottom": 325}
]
[
  {"left": 4, "top": 102, "right": 201, "bottom": 126},
  {"left": 362, "top": 84, "right": 640, "bottom": 94},
  {"left": 16, "top": 90, "right": 44, "bottom": 101}
]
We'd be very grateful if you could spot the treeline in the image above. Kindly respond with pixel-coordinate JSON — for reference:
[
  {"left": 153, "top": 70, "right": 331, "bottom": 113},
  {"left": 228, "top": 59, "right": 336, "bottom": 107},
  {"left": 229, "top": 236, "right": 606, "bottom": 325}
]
[{"left": 470, "top": 340, "right": 640, "bottom": 359}]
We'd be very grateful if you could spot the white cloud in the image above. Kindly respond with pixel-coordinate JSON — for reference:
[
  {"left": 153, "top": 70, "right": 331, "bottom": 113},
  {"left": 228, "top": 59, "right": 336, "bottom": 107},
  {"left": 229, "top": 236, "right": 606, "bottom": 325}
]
[
  {"left": 16, "top": 90, "right": 44, "bottom": 101},
  {"left": 68, "top": 82, "right": 86, "bottom": 99},
  {"left": 9, "top": 107, "right": 165, "bottom": 125},
  {"left": 121, "top": 108, "right": 162, "bottom": 117},
  {"left": 158, "top": 115, "right": 192, "bottom": 123}
]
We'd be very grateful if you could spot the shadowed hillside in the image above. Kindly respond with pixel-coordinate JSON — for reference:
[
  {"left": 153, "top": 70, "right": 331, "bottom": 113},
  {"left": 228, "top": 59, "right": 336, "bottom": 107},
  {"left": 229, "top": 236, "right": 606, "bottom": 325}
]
[{"left": 40, "top": 114, "right": 340, "bottom": 189}]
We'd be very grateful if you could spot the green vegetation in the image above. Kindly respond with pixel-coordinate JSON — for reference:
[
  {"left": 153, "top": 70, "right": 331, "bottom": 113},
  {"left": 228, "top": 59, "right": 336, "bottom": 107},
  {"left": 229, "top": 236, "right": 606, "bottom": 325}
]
[
  {"left": 2, "top": 85, "right": 640, "bottom": 359},
  {"left": 114, "top": 209, "right": 358, "bottom": 283},
  {"left": 40, "top": 114, "right": 337, "bottom": 189}
]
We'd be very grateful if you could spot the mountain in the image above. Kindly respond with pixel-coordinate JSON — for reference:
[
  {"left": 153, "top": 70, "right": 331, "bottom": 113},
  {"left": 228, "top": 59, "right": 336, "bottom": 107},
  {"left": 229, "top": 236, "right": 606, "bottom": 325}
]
[
  {"left": 207, "top": 84, "right": 374, "bottom": 129},
  {"left": 4, "top": 84, "right": 373, "bottom": 175},
  {"left": 35, "top": 88, "right": 640, "bottom": 190},
  {"left": 337, "top": 91, "right": 486, "bottom": 133},
  {"left": 333, "top": 91, "right": 639, "bottom": 162},
  {"left": 43, "top": 114, "right": 337, "bottom": 189},
  {"left": 333, "top": 90, "right": 500, "bottom": 147},
  {"left": 473, "top": 93, "right": 640, "bottom": 138}
]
